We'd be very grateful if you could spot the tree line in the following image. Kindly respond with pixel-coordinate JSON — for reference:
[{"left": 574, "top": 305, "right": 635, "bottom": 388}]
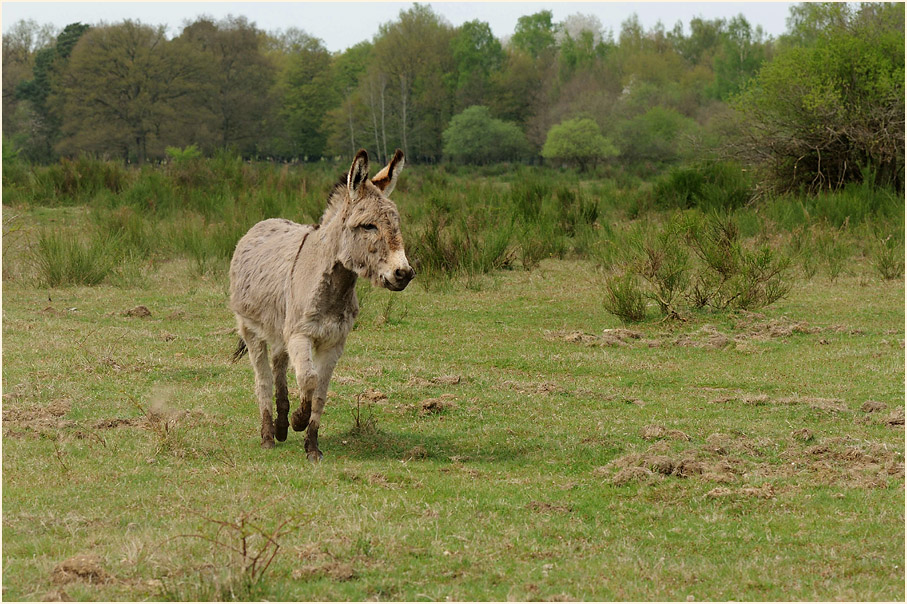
[{"left": 3, "top": 2, "right": 903, "bottom": 191}]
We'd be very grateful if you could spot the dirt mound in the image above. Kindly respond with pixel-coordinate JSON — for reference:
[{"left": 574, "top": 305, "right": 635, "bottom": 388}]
[
  {"left": 3, "top": 399, "right": 74, "bottom": 432},
  {"left": 407, "top": 375, "right": 464, "bottom": 387},
  {"left": 861, "top": 400, "right": 887, "bottom": 413},
  {"left": 52, "top": 555, "right": 109, "bottom": 585},
  {"left": 640, "top": 424, "right": 690, "bottom": 441},
  {"left": 123, "top": 305, "right": 152, "bottom": 318},
  {"left": 418, "top": 394, "right": 457, "bottom": 416},
  {"left": 673, "top": 325, "right": 733, "bottom": 349},
  {"left": 358, "top": 388, "right": 388, "bottom": 403},
  {"left": 885, "top": 407, "right": 905, "bottom": 426}
]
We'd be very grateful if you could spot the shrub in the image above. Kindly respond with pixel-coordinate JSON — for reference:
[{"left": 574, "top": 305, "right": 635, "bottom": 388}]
[
  {"left": 442, "top": 106, "right": 530, "bottom": 164},
  {"left": 603, "top": 273, "right": 648, "bottom": 323},
  {"left": 31, "top": 229, "right": 118, "bottom": 287},
  {"left": 653, "top": 161, "right": 753, "bottom": 210},
  {"left": 614, "top": 106, "right": 697, "bottom": 165},
  {"left": 731, "top": 4, "right": 905, "bottom": 192},
  {"left": 541, "top": 117, "right": 619, "bottom": 171}
]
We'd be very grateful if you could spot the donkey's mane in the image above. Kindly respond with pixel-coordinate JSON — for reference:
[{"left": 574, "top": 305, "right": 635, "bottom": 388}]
[{"left": 319, "top": 173, "right": 351, "bottom": 225}]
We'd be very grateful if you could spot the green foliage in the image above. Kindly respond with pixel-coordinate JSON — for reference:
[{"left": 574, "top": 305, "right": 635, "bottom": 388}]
[
  {"left": 603, "top": 273, "right": 648, "bottom": 323},
  {"left": 653, "top": 162, "right": 753, "bottom": 210},
  {"left": 31, "top": 228, "right": 117, "bottom": 286},
  {"left": 614, "top": 106, "right": 696, "bottom": 164},
  {"left": 441, "top": 106, "right": 529, "bottom": 164},
  {"left": 511, "top": 10, "right": 557, "bottom": 58},
  {"left": 542, "top": 117, "right": 618, "bottom": 171},
  {"left": 602, "top": 211, "right": 793, "bottom": 322},
  {"left": 165, "top": 144, "right": 203, "bottom": 164},
  {"left": 732, "top": 3, "right": 905, "bottom": 192}
]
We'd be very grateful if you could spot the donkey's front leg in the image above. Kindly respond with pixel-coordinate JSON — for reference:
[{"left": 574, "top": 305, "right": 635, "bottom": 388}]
[
  {"left": 304, "top": 343, "right": 345, "bottom": 463},
  {"left": 287, "top": 334, "right": 317, "bottom": 437}
]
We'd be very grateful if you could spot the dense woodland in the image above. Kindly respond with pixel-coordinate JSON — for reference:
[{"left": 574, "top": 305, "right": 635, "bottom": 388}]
[{"left": 2, "top": 2, "right": 904, "bottom": 192}]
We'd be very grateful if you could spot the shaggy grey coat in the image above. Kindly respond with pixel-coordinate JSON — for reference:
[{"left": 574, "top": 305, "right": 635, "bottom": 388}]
[{"left": 229, "top": 149, "right": 413, "bottom": 460}]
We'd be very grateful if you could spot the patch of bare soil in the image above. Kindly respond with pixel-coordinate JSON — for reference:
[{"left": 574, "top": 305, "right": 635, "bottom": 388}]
[
  {"left": 92, "top": 418, "right": 144, "bottom": 430},
  {"left": 2, "top": 399, "right": 74, "bottom": 433},
  {"left": 599, "top": 446, "right": 739, "bottom": 486},
  {"left": 884, "top": 407, "right": 905, "bottom": 426},
  {"left": 673, "top": 325, "right": 733, "bottom": 349},
  {"left": 861, "top": 400, "right": 888, "bottom": 413},
  {"left": 359, "top": 388, "right": 388, "bottom": 404},
  {"left": 51, "top": 555, "right": 109, "bottom": 585},
  {"left": 526, "top": 501, "right": 572, "bottom": 514},
  {"left": 123, "top": 305, "right": 152, "bottom": 318},
  {"left": 418, "top": 394, "right": 458, "bottom": 416},
  {"left": 545, "top": 328, "right": 654, "bottom": 347},
  {"left": 789, "top": 439, "right": 905, "bottom": 488},
  {"left": 640, "top": 424, "right": 690, "bottom": 442}
]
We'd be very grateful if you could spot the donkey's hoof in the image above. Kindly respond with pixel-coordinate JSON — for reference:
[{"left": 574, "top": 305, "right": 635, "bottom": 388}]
[
  {"left": 260, "top": 438, "right": 275, "bottom": 449},
  {"left": 306, "top": 449, "right": 323, "bottom": 463},
  {"left": 275, "top": 417, "right": 289, "bottom": 442},
  {"left": 291, "top": 408, "right": 310, "bottom": 432}
]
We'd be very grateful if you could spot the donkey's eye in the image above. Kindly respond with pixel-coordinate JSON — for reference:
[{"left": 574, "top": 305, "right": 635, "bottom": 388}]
[{"left": 361, "top": 224, "right": 378, "bottom": 232}]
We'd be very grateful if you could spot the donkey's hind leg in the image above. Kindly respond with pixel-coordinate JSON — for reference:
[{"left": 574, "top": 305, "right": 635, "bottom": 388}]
[
  {"left": 272, "top": 350, "right": 290, "bottom": 442},
  {"left": 238, "top": 324, "right": 276, "bottom": 449}
]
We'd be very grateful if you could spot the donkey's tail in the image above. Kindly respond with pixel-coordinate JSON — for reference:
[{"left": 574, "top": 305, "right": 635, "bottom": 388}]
[{"left": 231, "top": 338, "right": 248, "bottom": 363}]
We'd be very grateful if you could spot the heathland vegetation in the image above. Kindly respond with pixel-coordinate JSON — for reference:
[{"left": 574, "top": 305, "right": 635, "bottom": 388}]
[{"left": 1, "top": 3, "right": 904, "bottom": 600}]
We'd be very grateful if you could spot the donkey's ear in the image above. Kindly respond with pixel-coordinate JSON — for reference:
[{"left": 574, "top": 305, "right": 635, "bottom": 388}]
[
  {"left": 347, "top": 149, "right": 370, "bottom": 197},
  {"left": 371, "top": 149, "right": 405, "bottom": 196}
]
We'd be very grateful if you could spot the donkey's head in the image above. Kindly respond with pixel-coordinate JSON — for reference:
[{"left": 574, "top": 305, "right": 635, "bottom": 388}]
[{"left": 335, "top": 149, "right": 414, "bottom": 291}]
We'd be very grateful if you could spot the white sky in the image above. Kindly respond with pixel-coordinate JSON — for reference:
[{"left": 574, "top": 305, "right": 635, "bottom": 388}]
[{"left": 1, "top": 2, "right": 796, "bottom": 53}]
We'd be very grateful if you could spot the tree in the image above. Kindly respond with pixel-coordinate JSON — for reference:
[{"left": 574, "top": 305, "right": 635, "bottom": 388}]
[
  {"left": 442, "top": 105, "right": 529, "bottom": 164},
  {"left": 273, "top": 32, "right": 336, "bottom": 159},
  {"left": 14, "top": 22, "right": 90, "bottom": 161},
  {"left": 373, "top": 4, "right": 455, "bottom": 161},
  {"left": 541, "top": 117, "right": 618, "bottom": 170},
  {"left": 732, "top": 3, "right": 905, "bottom": 191},
  {"left": 449, "top": 20, "right": 504, "bottom": 110},
  {"left": 511, "top": 10, "right": 557, "bottom": 59},
  {"left": 2, "top": 19, "right": 56, "bottom": 137},
  {"left": 54, "top": 21, "right": 205, "bottom": 163},
  {"left": 615, "top": 106, "right": 696, "bottom": 163},
  {"left": 179, "top": 16, "right": 277, "bottom": 155}
]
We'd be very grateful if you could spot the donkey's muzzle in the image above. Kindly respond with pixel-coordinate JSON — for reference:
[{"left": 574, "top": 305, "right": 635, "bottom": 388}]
[{"left": 386, "top": 266, "right": 415, "bottom": 291}]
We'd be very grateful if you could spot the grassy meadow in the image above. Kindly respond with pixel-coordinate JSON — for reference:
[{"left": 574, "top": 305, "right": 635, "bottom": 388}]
[{"left": 2, "top": 157, "right": 904, "bottom": 601}]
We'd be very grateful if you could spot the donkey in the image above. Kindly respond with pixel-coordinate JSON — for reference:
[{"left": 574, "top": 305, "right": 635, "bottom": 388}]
[{"left": 229, "top": 149, "right": 414, "bottom": 461}]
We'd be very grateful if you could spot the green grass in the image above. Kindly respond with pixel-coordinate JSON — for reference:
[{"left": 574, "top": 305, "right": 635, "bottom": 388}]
[{"left": 2, "top": 201, "right": 904, "bottom": 600}]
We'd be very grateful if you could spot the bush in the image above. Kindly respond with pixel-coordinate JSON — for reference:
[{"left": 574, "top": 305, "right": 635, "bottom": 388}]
[
  {"left": 731, "top": 4, "right": 905, "bottom": 192},
  {"left": 603, "top": 273, "right": 648, "bottom": 323},
  {"left": 442, "top": 106, "right": 530, "bottom": 164},
  {"left": 31, "top": 229, "right": 118, "bottom": 287},
  {"left": 614, "top": 106, "right": 697, "bottom": 165},
  {"left": 541, "top": 117, "right": 619, "bottom": 171},
  {"left": 601, "top": 211, "right": 793, "bottom": 321},
  {"left": 653, "top": 162, "right": 753, "bottom": 211}
]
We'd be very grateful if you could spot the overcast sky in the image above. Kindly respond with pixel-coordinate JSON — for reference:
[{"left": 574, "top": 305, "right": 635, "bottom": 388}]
[{"left": 2, "top": 2, "right": 796, "bottom": 52}]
